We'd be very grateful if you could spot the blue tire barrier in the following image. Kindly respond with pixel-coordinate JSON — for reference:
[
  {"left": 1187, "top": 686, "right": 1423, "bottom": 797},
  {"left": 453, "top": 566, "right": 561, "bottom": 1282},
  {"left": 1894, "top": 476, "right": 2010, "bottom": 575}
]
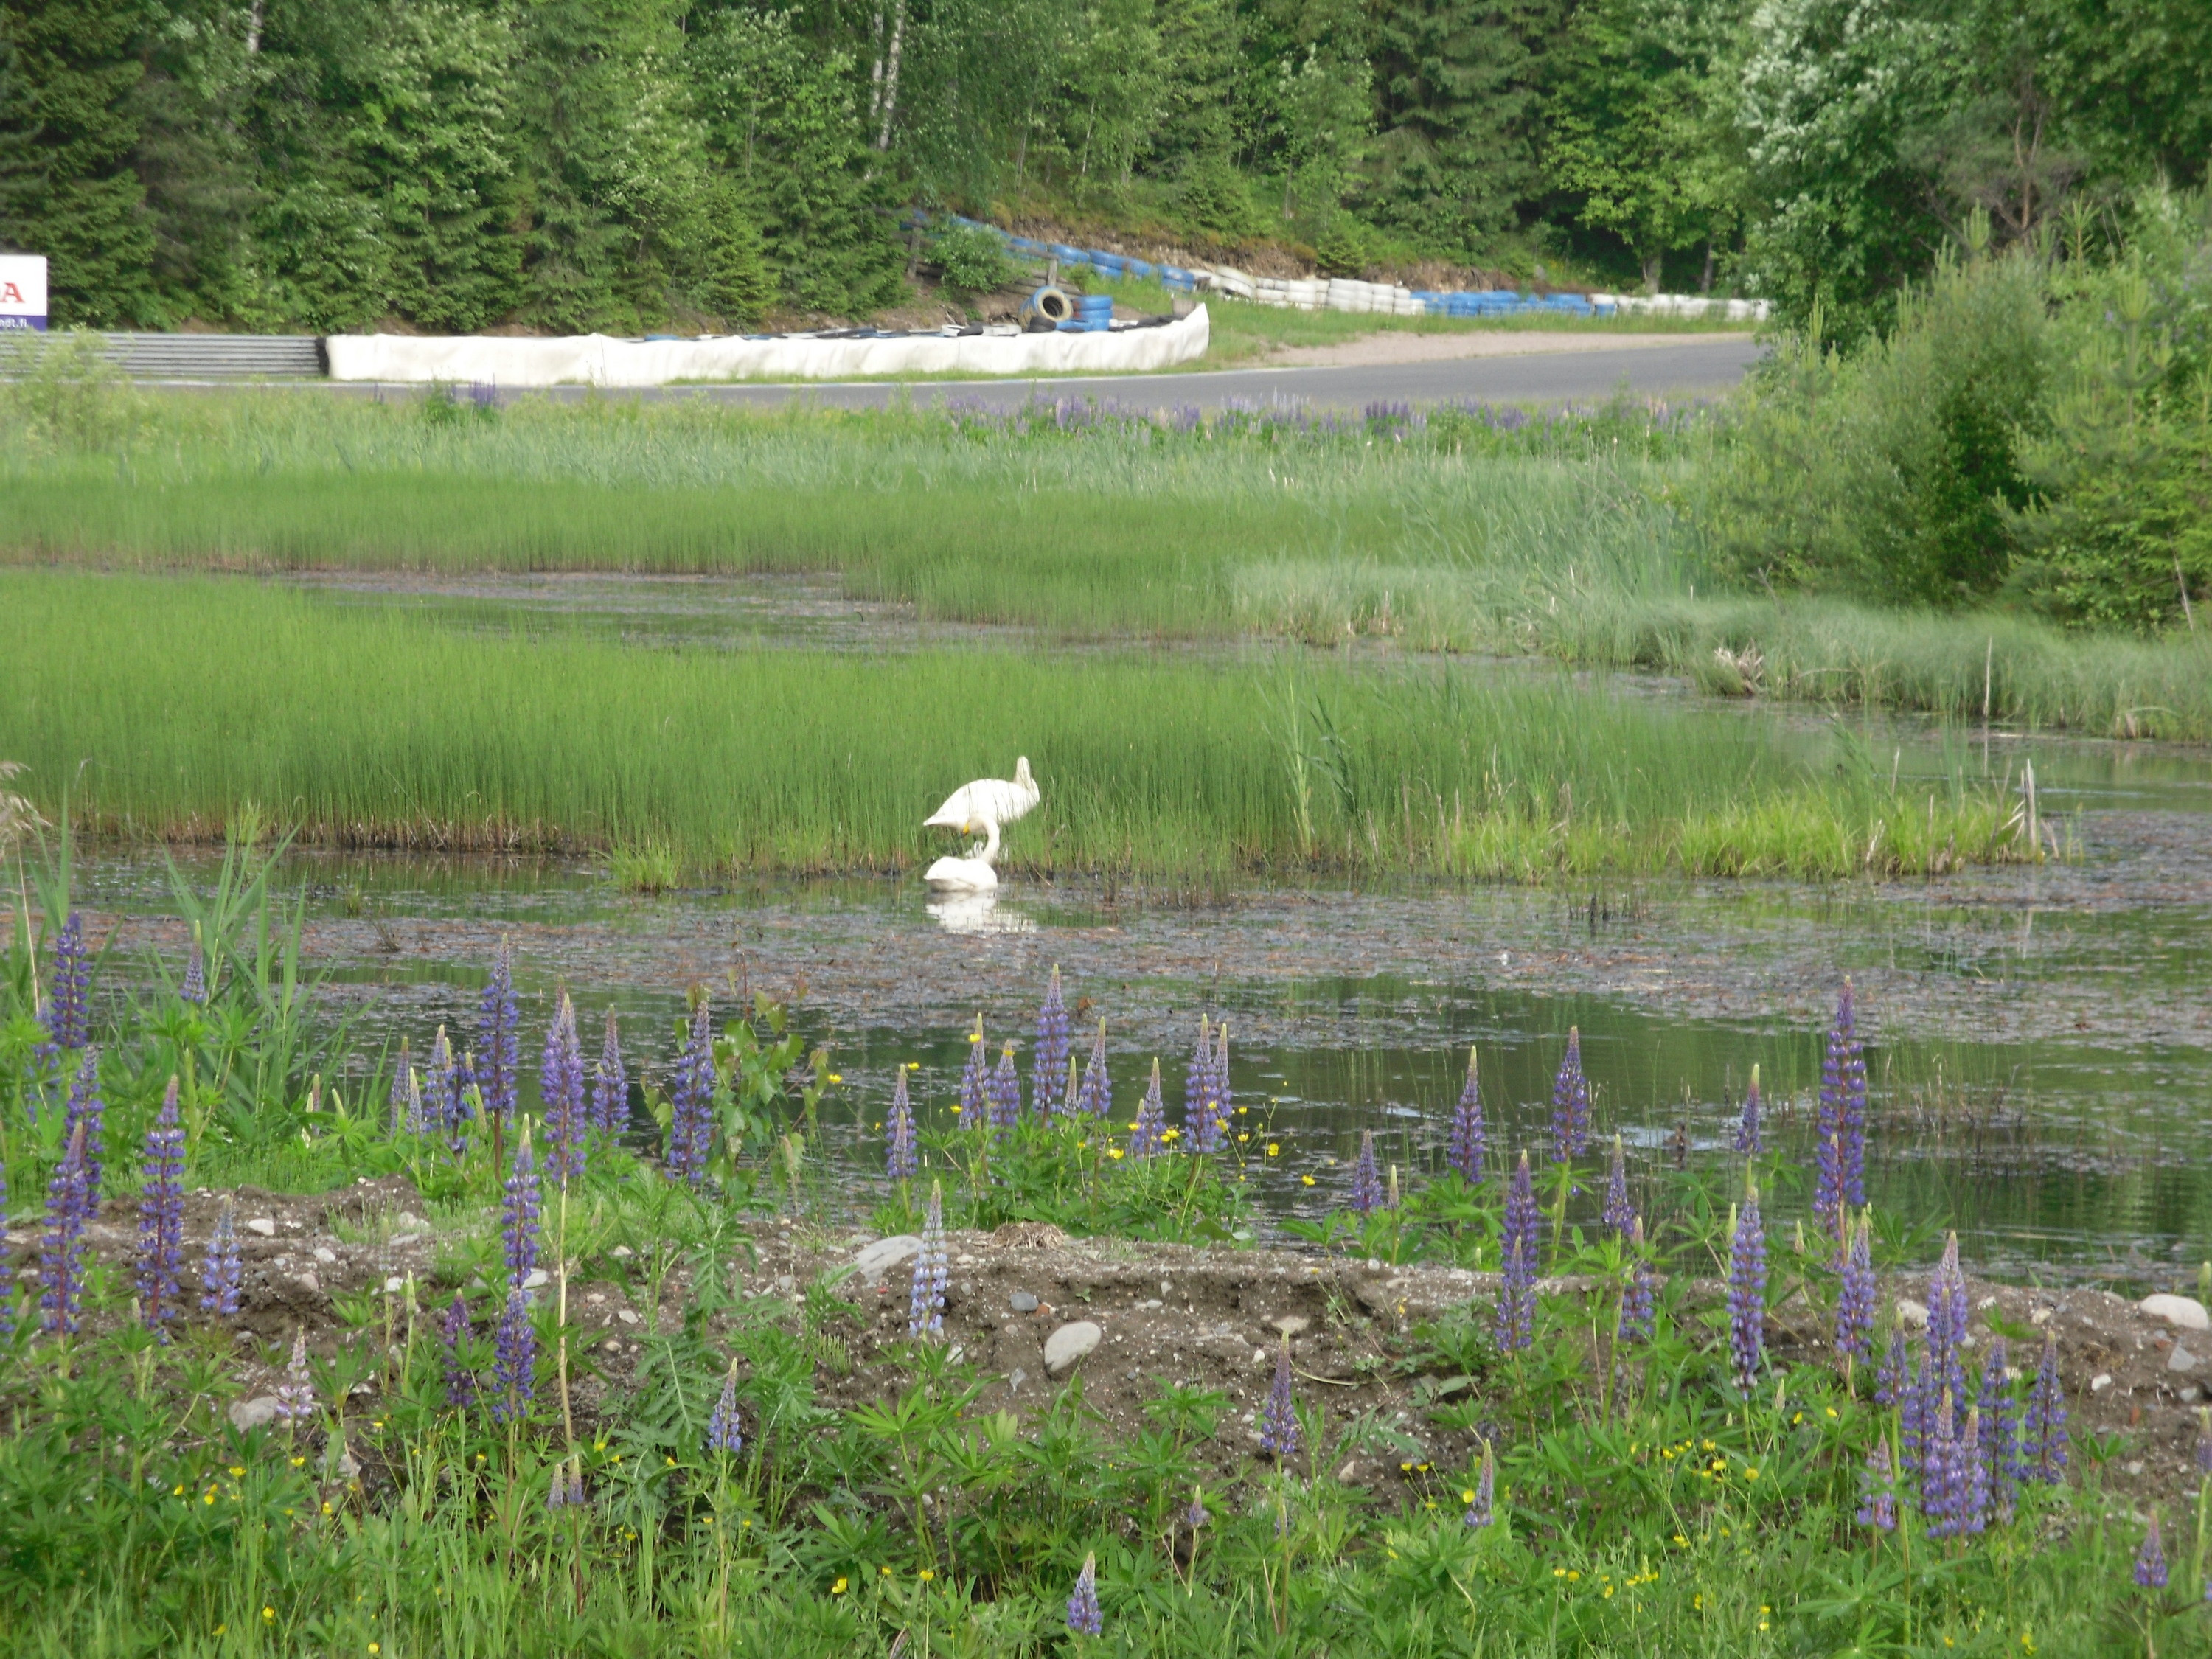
[
  {"left": 1019, "top": 285, "right": 1075, "bottom": 327},
  {"left": 1048, "top": 243, "right": 1088, "bottom": 267},
  {"left": 1123, "top": 259, "right": 1155, "bottom": 280}
]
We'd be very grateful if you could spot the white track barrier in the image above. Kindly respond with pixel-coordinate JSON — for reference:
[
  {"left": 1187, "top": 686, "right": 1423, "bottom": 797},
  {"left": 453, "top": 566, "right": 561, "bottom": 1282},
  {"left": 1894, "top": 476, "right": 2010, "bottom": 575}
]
[{"left": 327, "top": 307, "right": 1211, "bottom": 386}]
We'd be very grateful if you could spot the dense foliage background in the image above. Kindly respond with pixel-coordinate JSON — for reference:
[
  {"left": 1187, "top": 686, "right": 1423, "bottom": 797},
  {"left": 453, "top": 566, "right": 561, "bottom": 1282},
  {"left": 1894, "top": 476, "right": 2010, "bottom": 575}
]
[{"left": 0, "top": 0, "right": 2206, "bottom": 333}]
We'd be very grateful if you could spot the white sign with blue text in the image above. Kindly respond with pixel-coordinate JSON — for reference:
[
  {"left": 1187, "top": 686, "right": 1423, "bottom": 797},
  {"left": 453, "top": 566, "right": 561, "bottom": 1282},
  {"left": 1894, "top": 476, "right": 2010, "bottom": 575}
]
[{"left": 0, "top": 256, "right": 49, "bottom": 330}]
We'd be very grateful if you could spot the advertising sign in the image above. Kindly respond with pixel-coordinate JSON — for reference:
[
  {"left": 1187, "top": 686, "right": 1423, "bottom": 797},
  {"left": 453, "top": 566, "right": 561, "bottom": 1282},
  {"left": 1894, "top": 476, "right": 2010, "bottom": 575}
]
[{"left": 0, "top": 256, "right": 49, "bottom": 330}]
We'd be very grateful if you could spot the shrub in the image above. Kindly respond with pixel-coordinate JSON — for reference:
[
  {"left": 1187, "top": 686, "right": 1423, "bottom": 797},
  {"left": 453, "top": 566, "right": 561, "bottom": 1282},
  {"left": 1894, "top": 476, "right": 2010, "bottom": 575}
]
[{"left": 931, "top": 222, "right": 1018, "bottom": 296}]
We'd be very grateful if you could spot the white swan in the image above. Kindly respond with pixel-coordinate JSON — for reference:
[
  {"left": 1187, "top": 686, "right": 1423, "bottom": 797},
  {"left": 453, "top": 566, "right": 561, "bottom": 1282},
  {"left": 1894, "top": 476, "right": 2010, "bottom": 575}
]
[{"left": 922, "top": 757, "right": 1039, "bottom": 891}]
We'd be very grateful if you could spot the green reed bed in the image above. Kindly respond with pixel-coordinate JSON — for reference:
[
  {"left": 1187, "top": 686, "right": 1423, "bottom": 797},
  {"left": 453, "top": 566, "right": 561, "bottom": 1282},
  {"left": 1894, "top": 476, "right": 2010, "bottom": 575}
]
[{"left": 0, "top": 568, "right": 2026, "bottom": 880}]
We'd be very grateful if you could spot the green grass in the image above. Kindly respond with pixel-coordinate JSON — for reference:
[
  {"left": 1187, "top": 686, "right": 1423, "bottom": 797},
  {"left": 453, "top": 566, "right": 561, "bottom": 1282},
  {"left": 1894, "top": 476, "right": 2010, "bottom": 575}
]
[{"left": 0, "top": 567, "right": 2026, "bottom": 879}]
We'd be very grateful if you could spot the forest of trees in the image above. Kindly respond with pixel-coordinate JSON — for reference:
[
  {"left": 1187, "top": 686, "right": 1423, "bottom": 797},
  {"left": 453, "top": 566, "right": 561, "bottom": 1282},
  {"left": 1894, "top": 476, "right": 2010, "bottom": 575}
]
[{"left": 0, "top": 0, "right": 2207, "bottom": 335}]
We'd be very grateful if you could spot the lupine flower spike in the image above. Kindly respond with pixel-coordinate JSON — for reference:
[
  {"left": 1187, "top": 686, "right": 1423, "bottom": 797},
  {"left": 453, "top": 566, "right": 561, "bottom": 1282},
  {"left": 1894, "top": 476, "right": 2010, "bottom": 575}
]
[
  {"left": 1551, "top": 1027, "right": 1590, "bottom": 1161},
  {"left": 1447, "top": 1045, "right": 1485, "bottom": 1183},
  {"left": 1186, "top": 1016, "right": 1229, "bottom": 1153},
  {"left": 476, "top": 939, "right": 520, "bottom": 1124},
  {"left": 136, "top": 1078, "right": 187, "bottom": 1332},
  {"left": 179, "top": 933, "right": 206, "bottom": 1006},
  {"left": 502, "top": 1127, "right": 542, "bottom": 1290},
  {"left": 1735, "top": 1063, "right": 1762, "bottom": 1155},
  {"left": 667, "top": 999, "right": 716, "bottom": 1183},
  {"left": 988, "top": 1040, "right": 1022, "bottom": 1134},
  {"left": 389, "top": 1040, "right": 413, "bottom": 1135},
  {"left": 1616, "top": 1215, "right": 1655, "bottom": 1343},
  {"left": 908, "top": 1181, "right": 948, "bottom": 1339},
  {"left": 2195, "top": 1406, "right": 2212, "bottom": 1476},
  {"left": 541, "top": 993, "right": 587, "bottom": 1180},
  {"left": 1875, "top": 1326, "right": 1909, "bottom": 1408},
  {"left": 886, "top": 1066, "right": 918, "bottom": 1181},
  {"left": 1921, "top": 1390, "right": 1960, "bottom": 1535},
  {"left": 1066, "top": 1552, "right": 1102, "bottom": 1637},
  {"left": 1259, "top": 1339, "right": 1301, "bottom": 1458},
  {"left": 274, "top": 1327, "right": 316, "bottom": 1423},
  {"left": 1978, "top": 1339, "right": 2021, "bottom": 1517},
  {"left": 1726, "top": 1177, "right": 1767, "bottom": 1392},
  {"left": 1836, "top": 1208, "right": 1877, "bottom": 1377},
  {"left": 1350, "top": 1130, "right": 1384, "bottom": 1216},
  {"left": 591, "top": 1006, "right": 627, "bottom": 1138},
  {"left": 959, "top": 1015, "right": 989, "bottom": 1121},
  {"left": 63, "top": 1046, "right": 108, "bottom": 1200},
  {"left": 1815, "top": 981, "right": 1867, "bottom": 1226},
  {"left": 1077, "top": 1019, "right": 1110, "bottom": 1119},
  {"left": 1034, "top": 966, "right": 1070, "bottom": 1116},
  {"left": 1464, "top": 1439, "right": 1496, "bottom": 1529},
  {"left": 1130, "top": 1060, "right": 1167, "bottom": 1158},
  {"left": 492, "top": 1288, "right": 536, "bottom": 1422},
  {"left": 1495, "top": 1152, "right": 1539, "bottom": 1353},
  {"left": 2024, "top": 1328, "right": 2068, "bottom": 1482},
  {"left": 546, "top": 1453, "right": 585, "bottom": 1512},
  {"left": 2136, "top": 1511, "right": 2168, "bottom": 1590},
  {"left": 37, "top": 911, "right": 91, "bottom": 1062},
  {"left": 441, "top": 1293, "right": 476, "bottom": 1408},
  {"left": 1601, "top": 1134, "right": 1632, "bottom": 1234},
  {"left": 201, "top": 1199, "right": 242, "bottom": 1317},
  {"left": 1209, "top": 1022, "right": 1233, "bottom": 1144},
  {"left": 1856, "top": 1439, "right": 1897, "bottom": 1531},
  {"left": 707, "top": 1358, "right": 744, "bottom": 1455},
  {"left": 38, "top": 1122, "right": 91, "bottom": 1333}
]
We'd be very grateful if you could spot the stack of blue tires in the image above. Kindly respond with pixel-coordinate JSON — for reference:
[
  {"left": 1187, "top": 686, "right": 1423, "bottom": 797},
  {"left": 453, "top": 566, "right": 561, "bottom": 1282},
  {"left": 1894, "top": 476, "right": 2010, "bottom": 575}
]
[{"left": 1060, "top": 293, "right": 1116, "bottom": 333}]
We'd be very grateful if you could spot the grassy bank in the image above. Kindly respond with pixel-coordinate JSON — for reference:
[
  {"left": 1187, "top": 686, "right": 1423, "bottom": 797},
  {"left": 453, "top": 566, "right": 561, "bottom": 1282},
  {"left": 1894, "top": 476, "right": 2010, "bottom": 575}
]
[
  {"left": 5, "top": 392, "right": 2208, "bottom": 740},
  {"left": 0, "top": 568, "right": 2027, "bottom": 879}
]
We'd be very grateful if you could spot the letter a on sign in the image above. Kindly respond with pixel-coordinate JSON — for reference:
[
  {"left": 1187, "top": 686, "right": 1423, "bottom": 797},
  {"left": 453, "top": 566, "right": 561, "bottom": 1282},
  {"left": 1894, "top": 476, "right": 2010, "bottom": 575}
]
[{"left": 0, "top": 257, "right": 48, "bottom": 330}]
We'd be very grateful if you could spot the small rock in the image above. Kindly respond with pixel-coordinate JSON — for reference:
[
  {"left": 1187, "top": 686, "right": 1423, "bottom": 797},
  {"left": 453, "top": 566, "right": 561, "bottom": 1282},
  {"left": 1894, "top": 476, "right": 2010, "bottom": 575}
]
[
  {"left": 333, "top": 1447, "right": 361, "bottom": 1481},
  {"left": 2182, "top": 1385, "right": 2204, "bottom": 1403},
  {"left": 393, "top": 1212, "right": 428, "bottom": 1233},
  {"left": 229, "top": 1396, "right": 282, "bottom": 1431},
  {"left": 855, "top": 1235, "right": 924, "bottom": 1287},
  {"left": 1007, "top": 1367, "right": 1027, "bottom": 1396},
  {"left": 1896, "top": 1298, "right": 1930, "bottom": 1329},
  {"left": 2091, "top": 1372, "right": 2113, "bottom": 1393},
  {"left": 2031, "top": 1307, "right": 2053, "bottom": 1325},
  {"left": 1366, "top": 1258, "right": 1382, "bottom": 1271},
  {"left": 313, "top": 1247, "right": 338, "bottom": 1265},
  {"left": 1251, "top": 1348, "right": 1268, "bottom": 1366},
  {"left": 2169, "top": 1345, "right": 2199, "bottom": 1373},
  {"left": 2125, "top": 1460, "right": 2145, "bottom": 1475},
  {"left": 383, "top": 1276, "right": 404, "bottom": 1293},
  {"left": 2141, "top": 1294, "right": 2211, "bottom": 1332},
  {"left": 388, "top": 1234, "right": 421, "bottom": 1248},
  {"left": 1160, "top": 1281, "right": 1172, "bottom": 1295},
  {"left": 1009, "top": 1290, "right": 1039, "bottom": 1313},
  {"left": 1273, "top": 1315, "right": 1311, "bottom": 1338},
  {"left": 602, "top": 1339, "right": 622, "bottom": 1353},
  {"left": 296, "top": 1271, "right": 320, "bottom": 1293},
  {"left": 1135, "top": 1298, "right": 1163, "bottom": 1311},
  {"left": 772, "top": 1275, "right": 796, "bottom": 1296},
  {"left": 522, "top": 1270, "right": 549, "bottom": 1290},
  {"left": 954, "top": 1253, "right": 979, "bottom": 1267},
  {"left": 616, "top": 1309, "right": 641, "bottom": 1325},
  {"left": 246, "top": 1217, "right": 277, "bottom": 1238},
  {"left": 610, "top": 1245, "right": 633, "bottom": 1259},
  {"left": 1044, "top": 1321, "right": 1103, "bottom": 1376},
  {"left": 1338, "top": 1460, "right": 1361, "bottom": 1483}
]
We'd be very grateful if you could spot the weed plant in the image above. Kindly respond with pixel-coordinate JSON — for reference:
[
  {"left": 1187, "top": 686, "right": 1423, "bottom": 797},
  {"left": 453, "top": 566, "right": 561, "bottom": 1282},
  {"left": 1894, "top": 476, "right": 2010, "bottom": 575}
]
[
  {"left": 0, "top": 568, "right": 2034, "bottom": 879},
  {"left": 0, "top": 872, "right": 2188, "bottom": 1657}
]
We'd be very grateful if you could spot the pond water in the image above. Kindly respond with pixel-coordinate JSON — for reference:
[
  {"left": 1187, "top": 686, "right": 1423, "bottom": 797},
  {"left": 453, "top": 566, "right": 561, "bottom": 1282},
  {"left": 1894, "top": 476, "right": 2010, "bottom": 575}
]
[{"left": 69, "top": 737, "right": 2212, "bottom": 1291}]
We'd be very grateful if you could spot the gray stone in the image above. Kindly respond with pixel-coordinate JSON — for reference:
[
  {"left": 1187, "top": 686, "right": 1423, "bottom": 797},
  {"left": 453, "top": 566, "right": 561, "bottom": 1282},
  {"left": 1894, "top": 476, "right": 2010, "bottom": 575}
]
[
  {"left": 1009, "top": 1290, "right": 1039, "bottom": 1313},
  {"left": 312, "top": 1247, "right": 338, "bottom": 1265},
  {"left": 855, "top": 1235, "right": 922, "bottom": 1287},
  {"left": 2168, "top": 1344, "right": 2199, "bottom": 1373},
  {"left": 393, "top": 1213, "right": 428, "bottom": 1234},
  {"left": 1007, "top": 1367, "right": 1027, "bottom": 1396},
  {"left": 383, "top": 1276, "right": 405, "bottom": 1293},
  {"left": 521, "top": 1269, "right": 550, "bottom": 1290},
  {"left": 246, "top": 1217, "right": 277, "bottom": 1238},
  {"left": 1044, "top": 1320, "right": 1103, "bottom": 1376},
  {"left": 1272, "top": 1315, "right": 1310, "bottom": 1338},
  {"left": 1895, "top": 1298, "right": 1930, "bottom": 1329},
  {"left": 2143, "top": 1294, "right": 2211, "bottom": 1332},
  {"left": 229, "top": 1395, "right": 282, "bottom": 1431}
]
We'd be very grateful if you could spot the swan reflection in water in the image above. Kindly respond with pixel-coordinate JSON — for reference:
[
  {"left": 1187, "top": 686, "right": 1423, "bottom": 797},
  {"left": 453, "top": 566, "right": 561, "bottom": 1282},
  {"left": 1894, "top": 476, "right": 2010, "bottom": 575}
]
[{"left": 926, "top": 891, "right": 1035, "bottom": 935}]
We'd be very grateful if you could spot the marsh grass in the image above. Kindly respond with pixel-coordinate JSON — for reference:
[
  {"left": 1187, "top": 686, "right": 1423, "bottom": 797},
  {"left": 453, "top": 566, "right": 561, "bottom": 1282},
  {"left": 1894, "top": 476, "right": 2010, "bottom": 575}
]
[{"left": 0, "top": 568, "right": 2027, "bottom": 879}]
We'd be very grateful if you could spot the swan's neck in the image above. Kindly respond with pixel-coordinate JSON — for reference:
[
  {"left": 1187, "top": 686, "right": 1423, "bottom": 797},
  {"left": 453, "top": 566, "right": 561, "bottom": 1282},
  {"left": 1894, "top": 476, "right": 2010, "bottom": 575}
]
[{"left": 977, "top": 819, "right": 1001, "bottom": 863}]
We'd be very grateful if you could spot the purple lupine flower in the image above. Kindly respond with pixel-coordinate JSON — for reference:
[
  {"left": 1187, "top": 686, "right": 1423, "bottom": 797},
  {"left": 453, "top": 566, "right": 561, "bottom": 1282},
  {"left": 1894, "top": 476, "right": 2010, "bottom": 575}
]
[
  {"left": 987, "top": 1041, "right": 1022, "bottom": 1135},
  {"left": 1210, "top": 1022, "right": 1233, "bottom": 1140},
  {"left": 1856, "top": 1439, "right": 1897, "bottom": 1531},
  {"left": 425, "top": 1025, "right": 457, "bottom": 1137},
  {"left": 1033, "top": 966, "right": 1070, "bottom": 1116},
  {"left": 1550, "top": 1027, "right": 1590, "bottom": 1162},
  {"left": 1899, "top": 1343, "right": 1930, "bottom": 1478},
  {"left": 274, "top": 1327, "right": 316, "bottom": 1424},
  {"left": 1495, "top": 1152, "right": 1539, "bottom": 1353},
  {"left": 1815, "top": 982, "right": 1867, "bottom": 1225},
  {"left": 1129, "top": 1060, "right": 1167, "bottom": 1158},
  {"left": 403, "top": 1067, "right": 424, "bottom": 1137},
  {"left": 1059, "top": 1053, "right": 1080, "bottom": 1120},
  {"left": 1957, "top": 1407, "right": 1989, "bottom": 1536},
  {"left": 136, "top": 1077, "right": 187, "bottom": 1332},
  {"left": 1066, "top": 1553, "right": 1102, "bottom": 1636},
  {"left": 62, "top": 1046, "right": 106, "bottom": 1200},
  {"left": 1446, "top": 1044, "right": 1485, "bottom": 1183},
  {"left": 2136, "top": 1512, "right": 2168, "bottom": 1590},
  {"left": 667, "top": 1001, "right": 716, "bottom": 1183},
  {"left": 1350, "top": 1130, "right": 1385, "bottom": 1217},
  {"left": 1259, "top": 1342, "right": 1300, "bottom": 1458},
  {"left": 546, "top": 1454, "right": 585, "bottom": 1511},
  {"left": 1734, "top": 1064, "right": 1762, "bottom": 1155},
  {"left": 440, "top": 1293, "right": 476, "bottom": 1408},
  {"left": 706, "top": 1359, "right": 744, "bottom": 1455},
  {"left": 2023, "top": 1329, "right": 2067, "bottom": 1482},
  {"left": 2195, "top": 1407, "right": 2212, "bottom": 1476},
  {"left": 38, "top": 911, "right": 91, "bottom": 1061},
  {"left": 389, "top": 1040, "right": 414, "bottom": 1135},
  {"left": 502, "top": 1132, "right": 541, "bottom": 1290},
  {"left": 201, "top": 1198, "right": 241, "bottom": 1316},
  {"left": 1726, "top": 1185, "right": 1767, "bottom": 1392},
  {"left": 1183, "top": 1017, "right": 1218, "bottom": 1150},
  {"left": 1976, "top": 1341, "right": 2020, "bottom": 1520},
  {"left": 592, "top": 1006, "right": 627, "bottom": 1138},
  {"left": 1875, "top": 1326, "right": 1909, "bottom": 1408},
  {"left": 1601, "top": 1135, "right": 1633, "bottom": 1235},
  {"left": 1921, "top": 1388, "right": 1960, "bottom": 1535},
  {"left": 38, "top": 1122, "right": 91, "bottom": 1333},
  {"left": 1077, "top": 1020, "right": 1111, "bottom": 1119},
  {"left": 1617, "top": 1216, "right": 1655, "bottom": 1343},
  {"left": 1185, "top": 1492, "right": 1208, "bottom": 1531},
  {"left": 1921, "top": 1235, "right": 1969, "bottom": 1452},
  {"left": 886, "top": 1066, "right": 918, "bottom": 1181},
  {"left": 1464, "top": 1440, "right": 1496, "bottom": 1528},
  {"left": 179, "top": 936, "right": 206, "bottom": 1006},
  {"left": 959, "top": 1016, "right": 990, "bottom": 1123},
  {"left": 908, "top": 1180, "right": 948, "bottom": 1340},
  {"left": 540, "top": 993, "right": 587, "bottom": 1180},
  {"left": 491, "top": 1289, "right": 536, "bottom": 1423},
  {"left": 476, "top": 940, "right": 521, "bottom": 1124},
  {"left": 1836, "top": 1209, "right": 1877, "bottom": 1370}
]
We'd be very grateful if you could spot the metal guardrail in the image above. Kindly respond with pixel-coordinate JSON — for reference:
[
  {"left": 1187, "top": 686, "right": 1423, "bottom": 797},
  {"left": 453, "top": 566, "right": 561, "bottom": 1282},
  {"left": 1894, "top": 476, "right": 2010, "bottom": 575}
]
[{"left": 96, "top": 333, "right": 327, "bottom": 379}]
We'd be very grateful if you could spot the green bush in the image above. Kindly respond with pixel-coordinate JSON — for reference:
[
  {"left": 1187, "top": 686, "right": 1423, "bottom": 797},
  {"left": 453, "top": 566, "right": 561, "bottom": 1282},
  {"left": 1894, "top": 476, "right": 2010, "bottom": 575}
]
[{"left": 930, "top": 222, "right": 1018, "bottom": 296}]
